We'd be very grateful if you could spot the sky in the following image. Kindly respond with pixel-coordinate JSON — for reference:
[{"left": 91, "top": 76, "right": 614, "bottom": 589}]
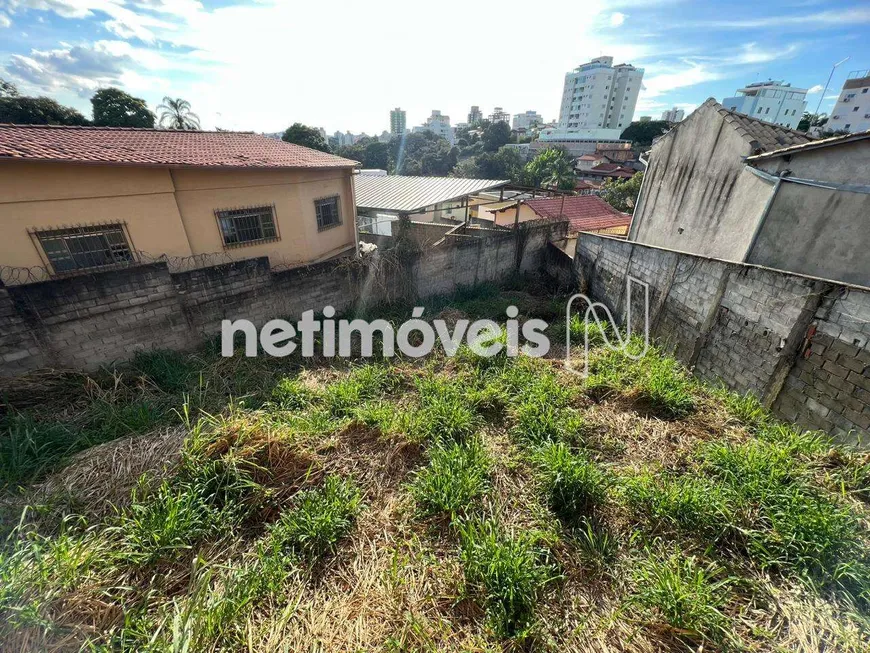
[{"left": 0, "top": 0, "right": 868, "bottom": 135}]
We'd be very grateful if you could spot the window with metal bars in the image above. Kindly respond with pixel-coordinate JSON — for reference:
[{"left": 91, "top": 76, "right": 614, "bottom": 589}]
[
  {"left": 314, "top": 196, "right": 341, "bottom": 231},
  {"left": 215, "top": 205, "right": 278, "bottom": 247},
  {"left": 34, "top": 224, "right": 135, "bottom": 274}
]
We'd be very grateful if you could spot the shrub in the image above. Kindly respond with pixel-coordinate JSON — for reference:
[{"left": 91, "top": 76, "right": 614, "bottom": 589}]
[
  {"left": 411, "top": 438, "right": 489, "bottom": 519},
  {"left": 632, "top": 550, "right": 734, "bottom": 646},
  {"left": 533, "top": 442, "right": 608, "bottom": 523},
  {"left": 457, "top": 518, "right": 557, "bottom": 638},
  {"left": 268, "top": 475, "right": 361, "bottom": 561}
]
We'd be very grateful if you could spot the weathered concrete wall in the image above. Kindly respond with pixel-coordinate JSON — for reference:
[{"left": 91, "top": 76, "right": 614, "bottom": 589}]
[
  {"left": 575, "top": 233, "right": 870, "bottom": 442},
  {"left": 0, "top": 221, "right": 565, "bottom": 376},
  {"left": 747, "top": 140, "right": 870, "bottom": 287},
  {"left": 629, "top": 101, "right": 772, "bottom": 261}
]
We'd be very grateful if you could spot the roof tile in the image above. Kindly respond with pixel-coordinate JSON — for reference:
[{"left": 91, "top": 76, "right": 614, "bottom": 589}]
[
  {"left": 524, "top": 196, "right": 631, "bottom": 232},
  {"left": 0, "top": 124, "right": 358, "bottom": 169}
]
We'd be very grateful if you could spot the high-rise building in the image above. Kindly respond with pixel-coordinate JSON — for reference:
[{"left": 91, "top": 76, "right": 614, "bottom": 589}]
[
  {"left": 558, "top": 56, "right": 644, "bottom": 132},
  {"left": 827, "top": 70, "right": 870, "bottom": 134},
  {"left": 414, "top": 110, "right": 454, "bottom": 145},
  {"left": 661, "top": 107, "right": 685, "bottom": 122},
  {"left": 390, "top": 108, "right": 406, "bottom": 136},
  {"left": 722, "top": 80, "right": 807, "bottom": 129},
  {"left": 512, "top": 110, "right": 543, "bottom": 130},
  {"left": 489, "top": 107, "right": 510, "bottom": 123},
  {"left": 467, "top": 106, "right": 483, "bottom": 124}
]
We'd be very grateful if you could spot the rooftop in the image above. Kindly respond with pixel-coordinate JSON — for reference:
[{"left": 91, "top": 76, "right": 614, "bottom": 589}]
[
  {"left": 0, "top": 124, "right": 359, "bottom": 170},
  {"left": 353, "top": 175, "right": 509, "bottom": 213},
  {"left": 697, "top": 98, "right": 812, "bottom": 153},
  {"left": 746, "top": 129, "right": 870, "bottom": 162},
  {"left": 524, "top": 195, "right": 631, "bottom": 233}
]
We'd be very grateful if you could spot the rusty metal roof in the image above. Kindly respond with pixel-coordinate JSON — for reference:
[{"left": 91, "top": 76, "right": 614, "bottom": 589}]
[
  {"left": 354, "top": 174, "right": 509, "bottom": 213},
  {"left": 747, "top": 129, "right": 870, "bottom": 161}
]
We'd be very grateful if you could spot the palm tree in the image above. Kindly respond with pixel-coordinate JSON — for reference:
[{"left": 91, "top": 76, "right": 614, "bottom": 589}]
[
  {"left": 157, "top": 97, "right": 200, "bottom": 130},
  {"left": 544, "top": 156, "right": 575, "bottom": 191}
]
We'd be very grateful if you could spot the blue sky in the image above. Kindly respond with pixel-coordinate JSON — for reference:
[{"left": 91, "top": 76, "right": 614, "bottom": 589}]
[{"left": 0, "top": 0, "right": 868, "bottom": 134}]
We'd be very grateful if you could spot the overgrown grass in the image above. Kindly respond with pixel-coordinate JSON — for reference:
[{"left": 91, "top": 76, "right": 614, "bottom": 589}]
[
  {"left": 267, "top": 475, "right": 361, "bottom": 561},
  {"left": 533, "top": 442, "right": 608, "bottom": 523},
  {"left": 457, "top": 518, "right": 557, "bottom": 638},
  {"left": 411, "top": 438, "right": 489, "bottom": 520}
]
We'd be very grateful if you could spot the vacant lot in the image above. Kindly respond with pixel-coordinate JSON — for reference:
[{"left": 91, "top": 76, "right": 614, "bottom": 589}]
[{"left": 1, "top": 284, "right": 869, "bottom": 652}]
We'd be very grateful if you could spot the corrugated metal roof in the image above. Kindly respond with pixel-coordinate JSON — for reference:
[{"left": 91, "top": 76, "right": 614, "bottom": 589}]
[
  {"left": 354, "top": 175, "right": 509, "bottom": 213},
  {"left": 746, "top": 129, "right": 870, "bottom": 161}
]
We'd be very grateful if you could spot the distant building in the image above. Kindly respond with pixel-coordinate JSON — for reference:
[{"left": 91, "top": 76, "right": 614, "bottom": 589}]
[
  {"left": 558, "top": 56, "right": 644, "bottom": 132},
  {"left": 467, "top": 106, "right": 483, "bottom": 125},
  {"left": 512, "top": 110, "right": 543, "bottom": 131},
  {"left": 722, "top": 80, "right": 807, "bottom": 129},
  {"left": 378, "top": 130, "right": 391, "bottom": 143},
  {"left": 390, "top": 108, "right": 406, "bottom": 136},
  {"left": 333, "top": 131, "right": 355, "bottom": 148},
  {"left": 490, "top": 107, "right": 510, "bottom": 123},
  {"left": 414, "top": 110, "right": 454, "bottom": 145},
  {"left": 826, "top": 69, "right": 870, "bottom": 134},
  {"left": 639, "top": 116, "right": 652, "bottom": 123},
  {"left": 661, "top": 107, "right": 685, "bottom": 122}
]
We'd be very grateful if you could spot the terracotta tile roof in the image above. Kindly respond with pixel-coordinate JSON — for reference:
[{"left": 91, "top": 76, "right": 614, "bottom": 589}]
[
  {"left": 0, "top": 124, "right": 359, "bottom": 169},
  {"left": 700, "top": 98, "right": 812, "bottom": 152},
  {"left": 524, "top": 196, "right": 631, "bottom": 232},
  {"left": 746, "top": 128, "right": 870, "bottom": 161}
]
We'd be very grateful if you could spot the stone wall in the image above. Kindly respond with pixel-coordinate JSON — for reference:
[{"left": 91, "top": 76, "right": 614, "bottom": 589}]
[
  {"left": 0, "top": 221, "right": 565, "bottom": 377},
  {"left": 574, "top": 233, "right": 870, "bottom": 442}
]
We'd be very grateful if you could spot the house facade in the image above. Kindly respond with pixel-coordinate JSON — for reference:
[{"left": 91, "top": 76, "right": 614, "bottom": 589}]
[{"left": 0, "top": 125, "right": 359, "bottom": 278}]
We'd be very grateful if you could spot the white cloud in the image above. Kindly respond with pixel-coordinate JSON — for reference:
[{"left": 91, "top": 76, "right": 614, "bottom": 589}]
[
  {"left": 807, "top": 84, "right": 824, "bottom": 94},
  {"left": 722, "top": 42, "right": 800, "bottom": 66},
  {"left": 679, "top": 6, "right": 870, "bottom": 29},
  {"left": 609, "top": 12, "right": 626, "bottom": 26},
  {"left": 0, "top": 12, "right": 11, "bottom": 27}
]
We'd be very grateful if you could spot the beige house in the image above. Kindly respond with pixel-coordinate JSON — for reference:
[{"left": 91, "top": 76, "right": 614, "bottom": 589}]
[{"left": 0, "top": 125, "right": 359, "bottom": 276}]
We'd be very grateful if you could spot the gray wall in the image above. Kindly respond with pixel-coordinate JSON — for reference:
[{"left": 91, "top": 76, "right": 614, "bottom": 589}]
[
  {"left": 748, "top": 141, "right": 870, "bottom": 287},
  {"left": 575, "top": 233, "right": 870, "bottom": 442},
  {"left": 630, "top": 102, "right": 772, "bottom": 260},
  {"left": 0, "top": 221, "right": 565, "bottom": 376}
]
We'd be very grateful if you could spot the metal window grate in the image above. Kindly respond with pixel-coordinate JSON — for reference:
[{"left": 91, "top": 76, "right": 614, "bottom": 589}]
[
  {"left": 215, "top": 205, "right": 278, "bottom": 247},
  {"left": 315, "top": 196, "right": 341, "bottom": 231},
  {"left": 33, "top": 223, "right": 135, "bottom": 274}
]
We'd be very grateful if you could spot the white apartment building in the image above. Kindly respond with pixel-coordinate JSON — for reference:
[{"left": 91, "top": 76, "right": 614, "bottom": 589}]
[
  {"left": 827, "top": 70, "right": 870, "bottom": 134},
  {"left": 661, "top": 107, "right": 685, "bottom": 122},
  {"left": 558, "top": 56, "right": 644, "bottom": 132},
  {"left": 722, "top": 80, "right": 807, "bottom": 129},
  {"left": 467, "top": 106, "right": 483, "bottom": 124},
  {"left": 414, "top": 110, "right": 455, "bottom": 145},
  {"left": 512, "top": 110, "right": 543, "bottom": 130}
]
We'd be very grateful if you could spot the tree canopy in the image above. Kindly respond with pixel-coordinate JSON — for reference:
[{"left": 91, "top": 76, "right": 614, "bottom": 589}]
[
  {"left": 282, "top": 123, "right": 331, "bottom": 152},
  {"left": 454, "top": 146, "right": 525, "bottom": 182},
  {"left": 91, "top": 87, "right": 155, "bottom": 128},
  {"left": 619, "top": 120, "right": 670, "bottom": 148},
  {"left": 157, "top": 97, "right": 200, "bottom": 130},
  {"left": 481, "top": 120, "right": 511, "bottom": 152},
  {"left": 521, "top": 148, "right": 576, "bottom": 190},
  {"left": 0, "top": 95, "right": 88, "bottom": 125},
  {"left": 335, "top": 137, "right": 390, "bottom": 169},
  {"left": 390, "top": 131, "right": 457, "bottom": 176},
  {"left": 797, "top": 112, "right": 828, "bottom": 132},
  {"left": 0, "top": 78, "right": 18, "bottom": 98},
  {"left": 601, "top": 172, "right": 644, "bottom": 213}
]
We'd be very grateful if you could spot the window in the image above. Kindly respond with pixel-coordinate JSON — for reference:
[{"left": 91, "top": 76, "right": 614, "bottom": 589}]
[
  {"left": 215, "top": 205, "right": 278, "bottom": 247},
  {"left": 315, "top": 196, "right": 342, "bottom": 231},
  {"left": 854, "top": 106, "right": 860, "bottom": 112},
  {"left": 845, "top": 124, "right": 851, "bottom": 129},
  {"left": 34, "top": 223, "right": 135, "bottom": 274}
]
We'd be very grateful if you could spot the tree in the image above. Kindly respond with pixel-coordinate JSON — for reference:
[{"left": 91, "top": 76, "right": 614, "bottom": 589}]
[
  {"left": 601, "top": 172, "right": 644, "bottom": 213},
  {"left": 521, "top": 148, "right": 575, "bottom": 190},
  {"left": 0, "top": 78, "right": 18, "bottom": 98},
  {"left": 336, "top": 137, "right": 391, "bottom": 168},
  {"left": 91, "top": 87, "right": 155, "bottom": 128},
  {"left": 157, "top": 97, "right": 200, "bottom": 130},
  {"left": 389, "top": 131, "right": 457, "bottom": 176},
  {"left": 0, "top": 95, "right": 88, "bottom": 125},
  {"left": 455, "top": 146, "right": 525, "bottom": 182},
  {"left": 797, "top": 112, "right": 828, "bottom": 132},
  {"left": 619, "top": 120, "right": 670, "bottom": 148},
  {"left": 281, "top": 122, "right": 330, "bottom": 152},
  {"left": 482, "top": 120, "right": 511, "bottom": 152}
]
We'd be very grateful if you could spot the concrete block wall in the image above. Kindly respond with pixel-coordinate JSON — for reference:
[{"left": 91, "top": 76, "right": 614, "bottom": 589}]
[
  {"left": 0, "top": 221, "right": 564, "bottom": 376},
  {"left": 574, "top": 233, "right": 870, "bottom": 441}
]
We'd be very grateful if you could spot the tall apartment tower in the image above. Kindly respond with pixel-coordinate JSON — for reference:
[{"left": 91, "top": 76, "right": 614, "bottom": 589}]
[
  {"left": 489, "top": 107, "right": 510, "bottom": 123},
  {"left": 722, "top": 80, "right": 807, "bottom": 129},
  {"left": 661, "top": 107, "right": 685, "bottom": 122},
  {"left": 827, "top": 70, "right": 870, "bottom": 133},
  {"left": 467, "top": 106, "right": 483, "bottom": 124},
  {"left": 390, "top": 108, "right": 406, "bottom": 136},
  {"left": 558, "top": 56, "right": 644, "bottom": 132}
]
